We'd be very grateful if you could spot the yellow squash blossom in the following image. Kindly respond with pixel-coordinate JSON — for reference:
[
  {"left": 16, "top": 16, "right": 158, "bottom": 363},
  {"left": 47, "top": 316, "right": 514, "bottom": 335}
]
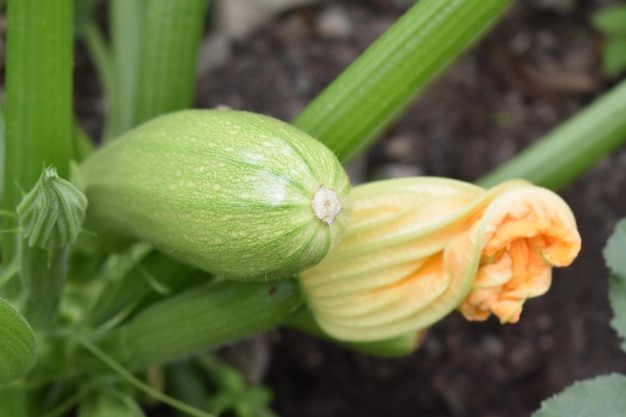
[{"left": 299, "top": 178, "right": 581, "bottom": 342}]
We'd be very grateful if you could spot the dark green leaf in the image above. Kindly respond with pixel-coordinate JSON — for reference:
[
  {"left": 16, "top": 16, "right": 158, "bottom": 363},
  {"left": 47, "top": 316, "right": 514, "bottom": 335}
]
[{"left": 0, "top": 297, "right": 37, "bottom": 385}]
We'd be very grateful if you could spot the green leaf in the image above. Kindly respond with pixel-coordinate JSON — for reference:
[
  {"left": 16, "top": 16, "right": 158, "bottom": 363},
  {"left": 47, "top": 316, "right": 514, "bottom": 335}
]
[
  {"left": 0, "top": 297, "right": 37, "bottom": 385},
  {"left": 603, "top": 38, "right": 626, "bottom": 77},
  {"left": 609, "top": 273, "right": 626, "bottom": 351},
  {"left": 603, "top": 219, "right": 626, "bottom": 351},
  {"left": 592, "top": 5, "right": 626, "bottom": 37},
  {"left": 533, "top": 374, "right": 626, "bottom": 417},
  {"left": 604, "top": 219, "right": 626, "bottom": 277}
]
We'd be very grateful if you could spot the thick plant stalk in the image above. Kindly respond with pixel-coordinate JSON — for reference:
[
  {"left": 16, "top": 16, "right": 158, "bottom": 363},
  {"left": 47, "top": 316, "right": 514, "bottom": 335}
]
[
  {"left": 477, "top": 78, "right": 626, "bottom": 190},
  {"left": 293, "top": 0, "right": 513, "bottom": 162},
  {"left": 19, "top": 241, "right": 68, "bottom": 327},
  {"left": 83, "top": 280, "right": 302, "bottom": 372},
  {"left": 106, "top": 0, "right": 144, "bottom": 139},
  {"left": 3, "top": 0, "right": 73, "bottom": 288},
  {"left": 132, "top": 0, "right": 209, "bottom": 126}
]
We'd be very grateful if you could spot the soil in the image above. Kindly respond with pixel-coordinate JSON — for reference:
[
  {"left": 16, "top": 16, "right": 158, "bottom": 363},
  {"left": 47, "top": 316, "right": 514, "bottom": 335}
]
[{"left": 75, "top": 1, "right": 626, "bottom": 416}]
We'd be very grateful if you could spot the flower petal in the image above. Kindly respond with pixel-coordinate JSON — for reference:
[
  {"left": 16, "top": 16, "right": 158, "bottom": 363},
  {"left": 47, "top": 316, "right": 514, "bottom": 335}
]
[{"left": 459, "top": 186, "right": 581, "bottom": 323}]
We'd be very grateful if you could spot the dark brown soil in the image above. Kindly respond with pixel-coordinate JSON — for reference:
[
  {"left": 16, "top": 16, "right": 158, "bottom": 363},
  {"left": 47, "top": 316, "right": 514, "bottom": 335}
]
[{"left": 77, "top": 1, "right": 626, "bottom": 416}]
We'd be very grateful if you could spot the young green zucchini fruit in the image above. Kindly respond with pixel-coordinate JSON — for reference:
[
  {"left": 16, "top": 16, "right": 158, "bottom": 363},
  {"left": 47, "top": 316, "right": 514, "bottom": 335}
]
[{"left": 81, "top": 110, "right": 351, "bottom": 280}]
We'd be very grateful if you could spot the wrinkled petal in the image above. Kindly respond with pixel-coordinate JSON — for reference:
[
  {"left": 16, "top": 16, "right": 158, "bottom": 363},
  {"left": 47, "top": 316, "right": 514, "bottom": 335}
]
[{"left": 458, "top": 186, "right": 581, "bottom": 323}]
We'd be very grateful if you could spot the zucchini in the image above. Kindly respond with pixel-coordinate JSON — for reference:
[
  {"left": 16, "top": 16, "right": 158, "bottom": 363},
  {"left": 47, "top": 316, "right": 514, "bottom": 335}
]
[{"left": 81, "top": 110, "right": 351, "bottom": 280}]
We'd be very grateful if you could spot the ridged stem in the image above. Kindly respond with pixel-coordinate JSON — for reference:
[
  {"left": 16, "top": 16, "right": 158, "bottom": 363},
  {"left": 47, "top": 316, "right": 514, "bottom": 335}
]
[
  {"left": 83, "top": 280, "right": 303, "bottom": 372},
  {"left": 107, "top": 0, "right": 145, "bottom": 139},
  {"left": 3, "top": 0, "right": 73, "bottom": 296},
  {"left": 293, "top": 0, "right": 513, "bottom": 163},
  {"left": 132, "top": 0, "right": 209, "bottom": 126},
  {"left": 477, "top": 78, "right": 626, "bottom": 190},
  {"left": 19, "top": 240, "right": 68, "bottom": 327}
]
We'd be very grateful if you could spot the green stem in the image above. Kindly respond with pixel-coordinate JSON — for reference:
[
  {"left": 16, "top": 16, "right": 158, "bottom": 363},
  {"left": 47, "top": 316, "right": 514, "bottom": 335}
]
[
  {"left": 87, "top": 279, "right": 302, "bottom": 371},
  {"left": 19, "top": 239, "right": 68, "bottom": 327},
  {"left": 132, "top": 0, "right": 209, "bottom": 126},
  {"left": 77, "top": 337, "right": 216, "bottom": 417},
  {"left": 293, "top": 0, "right": 513, "bottom": 163},
  {"left": 3, "top": 0, "right": 73, "bottom": 296},
  {"left": 107, "top": 0, "right": 145, "bottom": 139},
  {"left": 477, "top": 78, "right": 626, "bottom": 190}
]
